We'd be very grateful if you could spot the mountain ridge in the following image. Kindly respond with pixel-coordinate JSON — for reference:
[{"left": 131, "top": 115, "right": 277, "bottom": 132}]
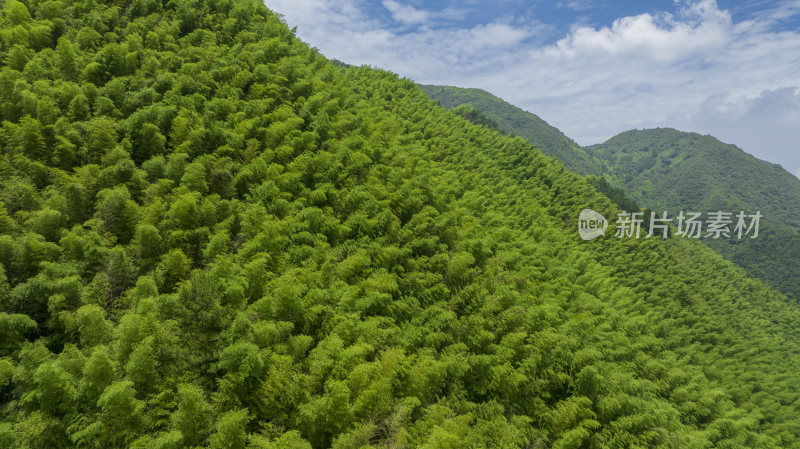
[{"left": 418, "top": 84, "right": 605, "bottom": 176}]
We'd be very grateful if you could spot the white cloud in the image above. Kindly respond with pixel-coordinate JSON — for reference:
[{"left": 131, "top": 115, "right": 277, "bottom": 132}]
[
  {"left": 382, "top": 0, "right": 429, "bottom": 25},
  {"left": 557, "top": 0, "right": 594, "bottom": 12},
  {"left": 544, "top": 0, "right": 732, "bottom": 62},
  {"left": 265, "top": 0, "right": 800, "bottom": 172}
]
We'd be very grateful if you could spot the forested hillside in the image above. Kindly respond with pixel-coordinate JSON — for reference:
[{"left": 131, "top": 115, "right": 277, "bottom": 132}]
[
  {"left": 588, "top": 128, "right": 800, "bottom": 300},
  {"left": 1, "top": 0, "right": 800, "bottom": 448}
]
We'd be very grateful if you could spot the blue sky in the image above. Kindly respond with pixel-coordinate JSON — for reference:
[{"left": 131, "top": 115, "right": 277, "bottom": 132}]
[
  {"left": 358, "top": 0, "right": 800, "bottom": 43},
  {"left": 265, "top": 0, "right": 800, "bottom": 176}
]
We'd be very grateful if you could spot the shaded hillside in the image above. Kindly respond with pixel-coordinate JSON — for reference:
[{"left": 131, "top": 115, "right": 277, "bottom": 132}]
[
  {"left": 588, "top": 128, "right": 800, "bottom": 299},
  {"left": 449, "top": 103, "right": 507, "bottom": 136},
  {"left": 420, "top": 84, "right": 604, "bottom": 175},
  {"left": 1, "top": 0, "right": 800, "bottom": 448}
]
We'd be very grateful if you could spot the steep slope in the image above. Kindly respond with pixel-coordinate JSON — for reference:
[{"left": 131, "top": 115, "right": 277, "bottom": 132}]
[
  {"left": 0, "top": 1, "right": 800, "bottom": 449},
  {"left": 419, "top": 84, "right": 604, "bottom": 175},
  {"left": 588, "top": 128, "right": 800, "bottom": 299}
]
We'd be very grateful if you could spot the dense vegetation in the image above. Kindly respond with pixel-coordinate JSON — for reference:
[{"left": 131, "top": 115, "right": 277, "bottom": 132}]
[
  {"left": 1, "top": 0, "right": 800, "bottom": 448},
  {"left": 588, "top": 128, "right": 800, "bottom": 300},
  {"left": 424, "top": 87, "right": 800, "bottom": 301}
]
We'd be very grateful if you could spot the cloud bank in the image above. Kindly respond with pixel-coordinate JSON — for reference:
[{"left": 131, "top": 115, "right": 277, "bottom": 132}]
[{"left": 265, "top": 0, "right": 800, "bottom": 173}]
